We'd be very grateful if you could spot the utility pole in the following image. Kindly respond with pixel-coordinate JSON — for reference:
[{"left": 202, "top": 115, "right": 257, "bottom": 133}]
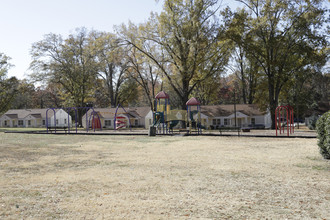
[{"left": 234, "top": 90, "right": 237, "bottom": 127}]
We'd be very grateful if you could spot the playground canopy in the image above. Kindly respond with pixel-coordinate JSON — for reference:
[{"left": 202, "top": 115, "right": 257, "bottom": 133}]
[
  {"left": 155, "top": 91, "right": 169, "bottom": 99},
  {"left": 186, "top": 97, "right": 201, "bottom": 106}
]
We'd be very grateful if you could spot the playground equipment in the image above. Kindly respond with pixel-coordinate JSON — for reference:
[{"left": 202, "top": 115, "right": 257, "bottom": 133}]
[
  {"left": 151, "top": 91, "right": 202, "bottom": 135},
  {"left": 89, "top": 110, "right": 102, "bottom": 130},
  {"left": 115, "top": 116, "right": 127, "bottom": 129},
  {"left": 45, "top": 104, "right": 134, "bottom": 133},
  {"left": 46, "top": 107, "right": 104, "bottom": 134},
  {"left": 46, "top": 107, "right": 78, "bottom": 134},
  {"left": 186, "top": 97, "right": 202, "bottom": 135},
  {"left": 275, "top": 105, "right": 294, "bottom": 136},
  {"left": 154, "top": 91, "right": 170, "bottom": 134},
  {"left": 114, "top": 104, "right": 131, "bottom": 131}
]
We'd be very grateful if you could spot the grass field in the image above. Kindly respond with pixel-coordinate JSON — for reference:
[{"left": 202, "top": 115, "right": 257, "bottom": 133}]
[{"left": 0, "top": 133, "right": 329, "bottom": 219}]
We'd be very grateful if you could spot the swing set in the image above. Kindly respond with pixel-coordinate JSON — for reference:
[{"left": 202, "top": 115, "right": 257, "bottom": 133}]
[{"left": 275, "top": 105, "right": 294, "bottom": 136}]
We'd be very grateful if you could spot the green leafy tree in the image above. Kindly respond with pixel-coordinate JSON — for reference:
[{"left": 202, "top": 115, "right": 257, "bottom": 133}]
[
  {"left": 228, "top": 44, "right": 261, "bottom": 104},
  {"left": 91, "top": 31, "right": 134, "bottom": 107},
  {"left": 11, "top": 80, "right": 37, "bottom": 109},
  {"left": 224, "top": 0, "right": 329, "bottom": 128},
  {"left": 120, "top": 0, "right": 230, "bottom": 109},
  {"left": 123, "top": 25, "right": 162, "bottom": 110},
  {"left": 30, "top": 28, "right": 98, "bottom": 125},
  {"left": 191, "top": 73, "right": 222, "bottom": 105},
  {"left": 0, "top": 53, "right": 18, "bottom": 113}
]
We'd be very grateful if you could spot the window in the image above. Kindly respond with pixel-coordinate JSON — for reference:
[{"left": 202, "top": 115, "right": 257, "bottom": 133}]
[
  {"left": 42, "top": 120, "right": 45, "bottom": 125},
  {"left": 4, "top": 121, "right": 7, "bottom": 126},
  {"left": 105, "top": 120, "right": 111, "bottom": 126},
  {"left": 217, "top": 119, "right": 221, "bottom": 125},
  {"left": 64, "top": 119, "right": 67, "bottom": 124},
  {"left": 251, "top": 118, "right": 256, "bottom": 125},
  {"left": 56, "top": 119, "right": 59, "bottom": 125},
  {"left": 18, "top": 120, "right": 23, "bottom": 126},
  {"left": 213, "top": 119, "right": 216, "bottom": 125},
  {"left": 28, "top": 120, "right": 31, "bottom": 126},
  {"left": 135, "top": 120, "right": 139, "bottom": 126},
  {"left": 224, "top": 119, "right": 228, "bottom": 126}
]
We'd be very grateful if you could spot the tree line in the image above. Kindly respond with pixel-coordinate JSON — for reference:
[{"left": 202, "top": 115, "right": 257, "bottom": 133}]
[{"left": 0, "top": 0, "right": 329, "bottom": 128}]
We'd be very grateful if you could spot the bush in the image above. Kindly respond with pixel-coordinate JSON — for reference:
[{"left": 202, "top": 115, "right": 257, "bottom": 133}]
[
  {"left": 316, "top": 111, "right": 330, "bottom": 159},
  {"left": 308, "top": 114, "right": 319, "bottom": 130}
]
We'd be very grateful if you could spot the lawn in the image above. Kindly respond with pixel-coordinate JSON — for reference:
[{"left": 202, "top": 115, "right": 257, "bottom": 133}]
[{"left": 0, "top": 133, "right": 329, "bottom": 219}]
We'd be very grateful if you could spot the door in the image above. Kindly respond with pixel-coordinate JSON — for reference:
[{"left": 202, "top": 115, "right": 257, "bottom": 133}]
[{"left": 237, "top": 118, "right": 242, "bottom": 127}]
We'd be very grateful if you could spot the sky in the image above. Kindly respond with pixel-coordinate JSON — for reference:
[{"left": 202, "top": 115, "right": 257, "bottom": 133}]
[
  {"left": 0, "top": 0, "right": 162, "bottom": 79},
  {"left": 0, "top": 0, "right": 240, "bottom": 80}
]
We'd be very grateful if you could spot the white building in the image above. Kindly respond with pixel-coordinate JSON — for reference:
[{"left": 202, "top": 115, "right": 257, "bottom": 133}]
[
  {"left": 0, "top": 109, "right": 72, "bottom": 128},
  {"left": 0, "top": 104, "right": 271, "bottom": 130},
  {"left": 82, "top": 107, "right": 151, "bottom": 129},
  {"left": 145, "top": 104, "right": 271, "bottom": 129},
  {"left": 202, "top": 104, "right": 271, "bottom": 129}
]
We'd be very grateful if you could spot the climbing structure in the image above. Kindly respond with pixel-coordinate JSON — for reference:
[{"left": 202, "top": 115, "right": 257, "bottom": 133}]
[
  {"left": 114, "top": 104, "right": 131, "bottom": 131},
  {"left": 186, "top": 97, "right": 202, "bottom": 134},
  {"left": 152, "top": 91, "right": 203, "bottom": 135},
  {"left": 154, "top": 91, "right": 170, "bottom": 134},
  {"left": 275, "top": 105, "right": 294, "bottom": 136}
]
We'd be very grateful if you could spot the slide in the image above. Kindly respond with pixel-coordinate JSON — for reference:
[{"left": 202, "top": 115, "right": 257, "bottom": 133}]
[
  {"left": 115, "top": 117, "right": 126, "bottom": 129},
  {"left": 153, "top": 117, "right": 161, "bottom": 127},
  {"left": 169, "top": 120, "right": 180, "bottom": 129}
]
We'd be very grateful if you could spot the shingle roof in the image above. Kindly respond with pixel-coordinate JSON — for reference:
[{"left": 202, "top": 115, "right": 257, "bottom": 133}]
[
  {"left": 5, "top": 114, "right": 18, "bottom": 119},
  {"left": 201, "top": 104, "right": 266, "bottom": 117},
  {"left": 88, "top": 105, "right": 264, "bottom": 119},
  {"left": 127, "top": 107, "right": 151, "bottom": 118},
  {"left": 86, "top": 106, "right": 151, "bottom": 119},
  {"left": 3, "top": 109, "right": 57, "bottom": 119},
  {"left": 31, "top": 114, "right": 42, "bottom": 119}
]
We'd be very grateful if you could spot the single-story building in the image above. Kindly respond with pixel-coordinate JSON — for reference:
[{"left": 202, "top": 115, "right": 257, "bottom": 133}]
[
  {"left": 146, "top": 104, "right": 271, "bottom": 129},
  {"left": 201, "top": 104, "right": 271, "bottom": 129},
  {"left": 0, "top": 109, "right": 72, "bottom": 128},
  {"left": 1, "top": 104, "right": 271, "bottom": 129},
  {"left": 82, "top": 107, "right": 151, "bottom": 129}
]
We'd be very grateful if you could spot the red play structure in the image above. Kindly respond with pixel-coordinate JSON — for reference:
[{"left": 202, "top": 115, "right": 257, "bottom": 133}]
[
  {"left": 275, "top": 105, "right": 294, "bottom": 136},
  {"left": 91, "top": 118, "right": 101, "bottom": 129},
  {"left": 115, "top": 116, "right": 127, "bottom": 129}
]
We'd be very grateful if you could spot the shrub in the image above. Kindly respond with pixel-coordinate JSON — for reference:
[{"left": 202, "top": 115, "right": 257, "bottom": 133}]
[
  {"left": 316, "top": 111, "right": 330, "bottom": 159},
  {"left": 308, "top": 114, "right": 319, "bottom": 130}
]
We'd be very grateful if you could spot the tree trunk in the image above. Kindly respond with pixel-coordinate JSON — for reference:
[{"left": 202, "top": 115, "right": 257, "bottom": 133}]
[
  {"left": 181, "top": 78, "right": 190, "bottom": 110},
  {"left": 240, "top": 58, "right": 247, "bottom": 104},
  {"left": 268, "top": 76, "right": 277, "bottom": 129}
]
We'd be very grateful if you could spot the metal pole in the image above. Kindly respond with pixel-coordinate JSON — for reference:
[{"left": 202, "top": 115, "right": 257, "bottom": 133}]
[{"left": 234, "top": 90, "right": 237, "bottom": 127}]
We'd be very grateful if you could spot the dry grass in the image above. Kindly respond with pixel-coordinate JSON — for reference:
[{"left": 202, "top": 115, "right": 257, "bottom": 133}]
[{"left": 0, "top": 133, "right": 329, "bottom": 219}]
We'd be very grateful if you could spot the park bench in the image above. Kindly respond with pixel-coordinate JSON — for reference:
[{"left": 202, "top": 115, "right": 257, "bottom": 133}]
[
  {"left": 241, "top": 127, "right": 251, "bottom": 132},
  {"left": 219, "top": 127, "right": 241, "bottom": 136},
  {"left": 178, "top": 129, "right": 189, "bottom": 134},
  {"left": 47, "top": 126, "right": 68, "bottom": 133}
]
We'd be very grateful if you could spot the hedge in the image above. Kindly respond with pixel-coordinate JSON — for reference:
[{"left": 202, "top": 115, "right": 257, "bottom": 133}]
[{"left": 316, "top": 111, "right": 330, "bottom": 159}]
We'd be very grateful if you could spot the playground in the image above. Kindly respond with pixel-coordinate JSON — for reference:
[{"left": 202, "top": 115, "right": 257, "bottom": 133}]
[
  {"left": 0, "top": 133, "right": 329, "bottom": 219},
  {"left": 15, "top": 91, "right": 314, "bottom": 139}
]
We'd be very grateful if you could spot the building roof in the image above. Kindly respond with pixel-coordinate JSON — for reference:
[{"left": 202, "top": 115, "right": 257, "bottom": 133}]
[
  {"left": 201, "top": 104, "right": 266, "bottom": 117},
  {"left": 5, "top": 114, "right": 18, "bottom": 119},
  {"left": 31, "top": 113, "right": 42, "bottom": 119},
  {"left": 2, "top": 109, "right": 58, "bottom": 119},
  {"left": 3, "top": 105, "right": 266, "bottom": 121},
  {"left": 85, "top": 106, "right": 151, "bottom": 119}
]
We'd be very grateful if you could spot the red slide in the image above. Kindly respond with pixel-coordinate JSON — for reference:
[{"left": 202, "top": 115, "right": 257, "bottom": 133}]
[{"left": 115, "top": 117, "right": 126, "bottom": 129}]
